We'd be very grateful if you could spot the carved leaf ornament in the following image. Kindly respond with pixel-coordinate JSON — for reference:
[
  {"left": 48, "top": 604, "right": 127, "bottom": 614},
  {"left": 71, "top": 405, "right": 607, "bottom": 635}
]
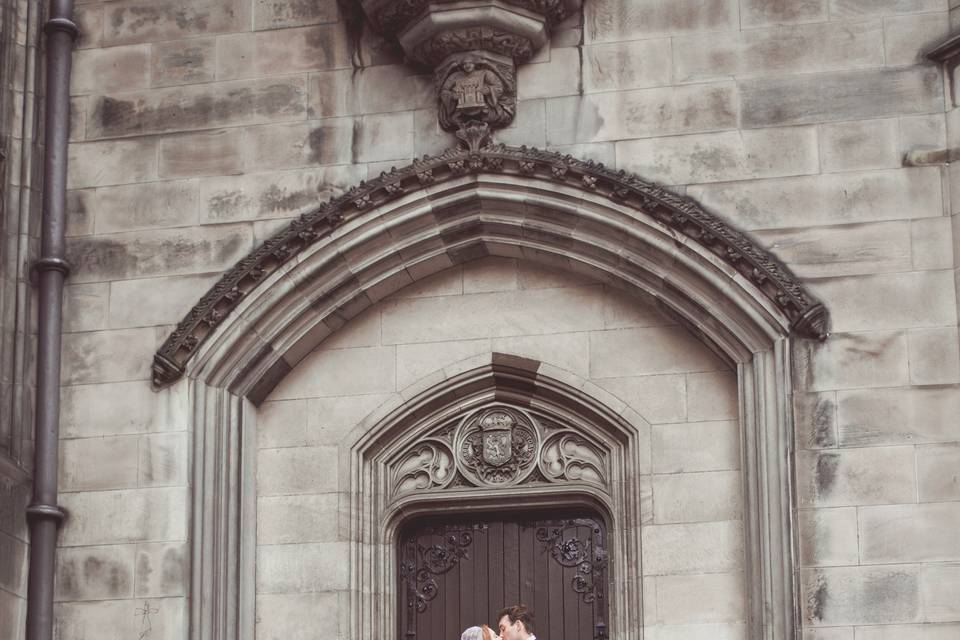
[{"left": 153, "top": 141, "right": 829, "bottom": 388}]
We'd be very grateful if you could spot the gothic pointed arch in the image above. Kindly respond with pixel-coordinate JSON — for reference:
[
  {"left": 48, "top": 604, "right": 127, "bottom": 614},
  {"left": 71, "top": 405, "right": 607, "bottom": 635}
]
[
  {"left": 167, "top": 144, "right": 830, "bottom": 640},
  {"left": 153, "top": 143, "right": 828, "bottom": 392}
]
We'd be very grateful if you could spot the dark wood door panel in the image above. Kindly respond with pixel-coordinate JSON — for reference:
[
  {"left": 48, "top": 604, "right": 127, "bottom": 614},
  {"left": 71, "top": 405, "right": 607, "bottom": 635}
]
[{"left": 399, "top": 514, "right": 608, "bottom": 640}]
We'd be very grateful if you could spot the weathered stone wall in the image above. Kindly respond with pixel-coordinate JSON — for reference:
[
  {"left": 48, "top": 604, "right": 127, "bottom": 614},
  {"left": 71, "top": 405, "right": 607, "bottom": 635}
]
[{"left": 49, "top": 0, "right": 960, "bottom": 639}]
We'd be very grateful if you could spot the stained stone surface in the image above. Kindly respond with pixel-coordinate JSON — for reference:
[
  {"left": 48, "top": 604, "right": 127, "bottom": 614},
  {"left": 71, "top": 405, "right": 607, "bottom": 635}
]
[{"left": 0, "top": 1, "right": 950, "bottom": 640}]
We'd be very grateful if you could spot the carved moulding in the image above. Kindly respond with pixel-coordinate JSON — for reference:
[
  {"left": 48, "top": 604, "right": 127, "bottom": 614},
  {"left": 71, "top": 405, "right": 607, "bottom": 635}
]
[
  {"left": 388, "top": 405, "right": 609, "bottom": 500},
  {"left": 152, "top": 143, "right": 830, "bottom": 388}
]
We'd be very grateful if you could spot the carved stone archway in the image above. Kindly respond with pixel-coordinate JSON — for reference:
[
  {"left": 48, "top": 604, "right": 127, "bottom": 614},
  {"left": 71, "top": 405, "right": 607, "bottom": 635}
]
[
  {"left": 161, "top": 145, "right": 828, "bottom": 640},
  {"left": 352, "top": 357, "right": 646, "bottom": 639}
]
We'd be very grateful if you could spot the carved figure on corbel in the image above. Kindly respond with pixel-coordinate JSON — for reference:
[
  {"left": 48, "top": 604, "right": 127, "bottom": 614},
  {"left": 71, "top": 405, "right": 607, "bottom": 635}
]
[{"left": 437, "top": 53, "right": 516, "bottom": 133}]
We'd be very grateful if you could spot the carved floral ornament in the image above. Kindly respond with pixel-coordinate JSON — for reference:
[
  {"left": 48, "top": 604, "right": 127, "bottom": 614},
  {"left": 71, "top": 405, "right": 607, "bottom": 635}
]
[
  {"left": 152, "top": 141, "right": 830, "bottom": 389},
  {"left": 391, "top": 405, "right": 608, "bottom": 498}
]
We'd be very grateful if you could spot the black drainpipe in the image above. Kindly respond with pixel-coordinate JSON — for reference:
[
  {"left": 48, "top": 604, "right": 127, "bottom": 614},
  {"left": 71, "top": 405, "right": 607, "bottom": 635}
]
[{"left": 25, "top": 2, "right": 77, "bottom": 640}]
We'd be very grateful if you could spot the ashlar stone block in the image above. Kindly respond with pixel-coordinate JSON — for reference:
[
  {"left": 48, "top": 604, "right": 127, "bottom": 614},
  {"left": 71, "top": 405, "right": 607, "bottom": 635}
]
[
  {"left": 355, "top": 111, "right": 414, "bottom": 163},
  {"left": 917, "top": 443, "right": 960, "bottom": 502},
  {"left": 257, "top": 493, "right": 341, "bottom": 545},
  {"left": 216, "top": 25, "right": 349, "bottom": 81},
  {"left": 819, "top": 118, "right": 901, "bottom": 173},
  {"left": 907, "top": 326, "right": 960, "bottom": 385},
  {"left": 244, "top": 119, "right": 353, "bottom": 171},
  {"left": 884, "top": 12, "right": 951, "bottom": 66},
  {"left": 652, "top": 470, "right": 742, "bottom": 523},
  {"left": 641, "top": 520, "right": 743, "bottom": 575},
  {"left": 673, "top": 19, "right": 882, "bottom": 82},
  {"left": 256, "top": 592, "right": 341, "bottom": 640},
  {"left": 253, "top": 0, "right": 340, "bottom": 30},
  {"left": 308, "top": 66, "right": 434, "bottom": 119},
  {"left": 199, "top": 165, "right": 364, "bottom": 224},
  {"left": 55, "top": 597, "right": 185, "bottom": 640},
  {"left": 855, "top": 624, "right": 960, "bottom": 640},
  {"left": 54, "top": 544, "right": 135, "bottom": 602},
  {"left": 150, "top": 38, "right": 216, "bottom": 88},
  {"left": 257, "top": 399, "right": 308, "bottom": 449},
  {"left": 796, "top": 446, "right": 916, "bottom": 507},
  {"left": 545, "top": 82, "right": 738, "bottom": 145},
  {"left": 159, "top": 129, "right": 244, "bottom": 178},
  {"left": 793, "top": 391, "right": 838, "bottom": 450},
  {"left": 808, "top": 270, "right": 957, "bottom": 333},
  {"left": 103, "top": 0, "right": 248, "bottom": 46},
  {"left": 616, "top": 126, "right": 819, "bottom": 186},
  {"left": 918, "top": 564, "right": 960, "bottom": 622},
  {"left": 256, "top": 542, "right": 350, "bottom": 593},
  {"left": 518, "top": 47, "right": 581, "bottom": 100},
  {"left": 652, "top": 420, "right": 739, "bottom": 473},
  {"left": 87, "top": 77, "right": 308, "bottom": 139},
  {"left": 61, "top": 381, "right": 187, "bottom": 439},
  {"left": 802, "top": 565, "right": 920, "bottom": 626},
  {"left": 830, "top": 0, "right": 947, "bottom": 18},
  {"left": 654, "top": 572, "right": 745, "bottom": 624},
  {"left": 686, "top": 371, "right": 738, "bottom": 421},
  {"left": 71, "top": 45, "right": 150, "bottom": 95},
  {"left": 270, "top": 346, "right": 397, "bottom": 400},
  {"left": 798, "top": 330, "right": 909, "bottom": 392},
  {"left": 645, "top": 623, "right": 747, "bottom": 640},
  {"left": 382, "top": 287, "right": 605, "bottom": 345},
  {"left": 741, "top": 67, "right": 943, "bottom": 128},
  {"left": 61, "top": 328, "right": 157, "bottom": 385},
  {"left": 590, "top": 327, "right": 727, "bottom": 378},
  {"left": 139, "top": 432, "right": 188, "bottom": 488},
  {"left": 740, "top": 0, "right": 828, "bottom": 26},
  {"left": 838, "top": 385, "right": 960, "bottom": 446},
  {"left": 257, "top": 446, "right": 340, "bottom": 496},
  {"left": 68, "top": 138, "right": 158, "bottom": 189},
  {"left": 67, "top": 224, "right": 254, "bottom": 283},
  {"left": 62, "top": 283, "right": 109, "bottom": 333},
  {"left": 109, "top": 273, "right": 220, "bottom": 329},
  {"left": 688, "top": 167, "right": 943, "bottom": 231},
  {"left": 401, "top": 339, "right": 499, "bottom": 389},
  {"left": 59, "top": 435, "right": 139, "bottom": 492},
  {"left": 753, "top": 221, "right": 913, "bottom": 279},
  {"left": 797, "top": 507, "right": 860, "bottom": 567},
  {"left": 595, "top": 374, "right": 688, "bottom": 424},
  {"left": 587, "top": 0, "right": 739, "bottom": 43},
  {"left": 305, "top": 394, "right": 395, "bottom": 445},
  {"left": 135, "top": 542, "right": 188, "bottom": 598},
  {"left": 88, "top": 179, "right": 200, "bottom": 234},
  {"left": 59, "top": 487, "right": 188, "bottom": 546},
  {"left": 582, "top": 39, "right": 672, "bottom": 93},
  {"left": 859, "top": 502, "right": 960, "bottom": 564}
]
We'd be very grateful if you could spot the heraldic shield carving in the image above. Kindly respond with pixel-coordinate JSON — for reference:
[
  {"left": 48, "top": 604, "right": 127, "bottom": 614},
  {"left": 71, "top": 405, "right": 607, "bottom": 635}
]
[{"left": 389, "top": 404, "right": 609, "bottom": 498}]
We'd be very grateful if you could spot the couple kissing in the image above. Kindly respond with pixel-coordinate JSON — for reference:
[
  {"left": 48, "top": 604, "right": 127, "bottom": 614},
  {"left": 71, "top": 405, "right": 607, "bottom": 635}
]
[{"left": 460, "top": 604, "right": 538, "bottom": 640}]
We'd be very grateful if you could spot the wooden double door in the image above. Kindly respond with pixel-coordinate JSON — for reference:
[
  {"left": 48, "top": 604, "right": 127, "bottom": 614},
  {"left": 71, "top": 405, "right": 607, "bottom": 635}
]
[{"left": 398, "top": 512, "right": 609, "bottom": 640}]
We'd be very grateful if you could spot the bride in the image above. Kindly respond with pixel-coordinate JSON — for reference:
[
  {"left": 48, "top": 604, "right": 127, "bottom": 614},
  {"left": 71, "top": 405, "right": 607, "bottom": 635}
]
[{"left": 461, "top": 625, "right": 499, "bottom": 640}]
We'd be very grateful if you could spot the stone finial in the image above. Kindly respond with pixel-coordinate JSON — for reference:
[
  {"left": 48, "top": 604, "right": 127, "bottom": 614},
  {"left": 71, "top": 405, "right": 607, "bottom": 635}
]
[{"left": 357, "top": 0, "right": 581, "bottom": 139}]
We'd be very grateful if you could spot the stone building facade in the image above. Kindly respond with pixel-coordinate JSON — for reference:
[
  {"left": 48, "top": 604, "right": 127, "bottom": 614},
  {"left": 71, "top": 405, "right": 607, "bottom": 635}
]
[{"left": 2, "top": 1, "right": 960, "bottom": 639}]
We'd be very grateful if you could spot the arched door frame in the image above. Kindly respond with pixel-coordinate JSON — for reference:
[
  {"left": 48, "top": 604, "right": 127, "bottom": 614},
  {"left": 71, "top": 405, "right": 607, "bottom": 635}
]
[{"left": 162, "top": 145, "right": 828, "bottom": 640}]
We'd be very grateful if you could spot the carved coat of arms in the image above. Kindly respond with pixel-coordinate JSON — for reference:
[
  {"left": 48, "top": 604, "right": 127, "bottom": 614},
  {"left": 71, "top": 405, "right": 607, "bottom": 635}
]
[{"left": 480, "top": 410, "right": 514, "bottom": 467}]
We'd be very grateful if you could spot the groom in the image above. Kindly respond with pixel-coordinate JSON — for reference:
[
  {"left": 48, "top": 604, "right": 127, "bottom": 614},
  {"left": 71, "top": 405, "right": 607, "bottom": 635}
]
[{"left": 497, "top": 604, "right": 537, "bottom": 640}]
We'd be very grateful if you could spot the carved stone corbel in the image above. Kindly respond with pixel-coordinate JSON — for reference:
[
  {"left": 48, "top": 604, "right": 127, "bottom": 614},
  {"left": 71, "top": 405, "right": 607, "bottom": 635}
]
[{"left": 356, "top": 0, "right": 581, "bottom": 141}]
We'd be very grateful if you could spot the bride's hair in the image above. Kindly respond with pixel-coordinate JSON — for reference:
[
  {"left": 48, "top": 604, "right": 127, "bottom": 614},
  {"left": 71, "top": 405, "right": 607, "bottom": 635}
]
[{"left": 460, "top": 624, "right": 498, "bottom": 640}]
